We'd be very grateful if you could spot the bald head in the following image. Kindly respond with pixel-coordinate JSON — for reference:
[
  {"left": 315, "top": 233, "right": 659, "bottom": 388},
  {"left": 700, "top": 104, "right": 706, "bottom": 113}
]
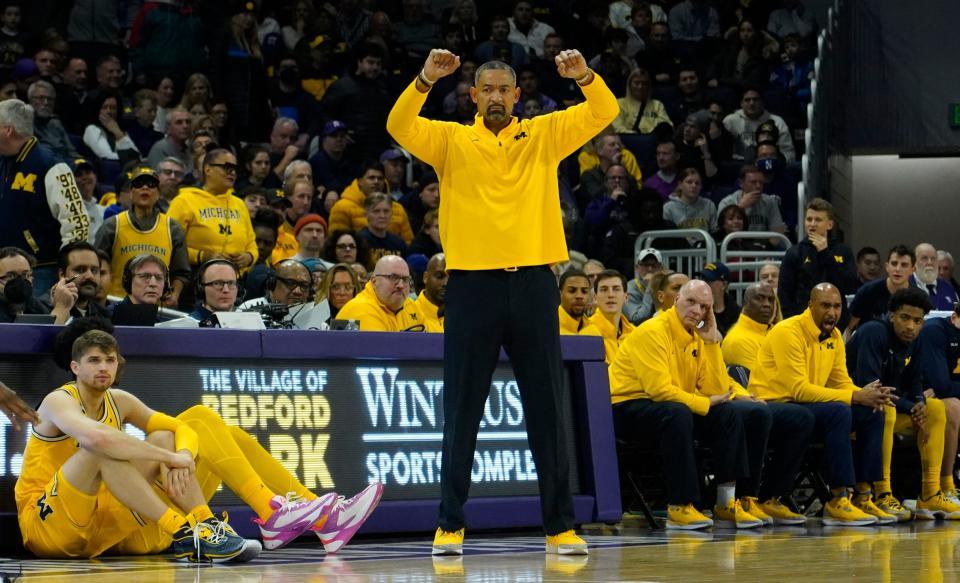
[
  {"left": 810, "top": 282, "right": 840, "bottom": 304},
  {"left": 742, "top": 283, "right": 775, "bottom": 323},
  {"left": 371, "top": 255, "right": 411, "bottom": 311},
  {"left": 675, "top": 279, "right": 713, "bottom": 330},
  {"left": 809, "top": 282, "right": 842, "bottom": 335},
  {"left": 424, "top": 253, "right": 448, "bottom": 306}
]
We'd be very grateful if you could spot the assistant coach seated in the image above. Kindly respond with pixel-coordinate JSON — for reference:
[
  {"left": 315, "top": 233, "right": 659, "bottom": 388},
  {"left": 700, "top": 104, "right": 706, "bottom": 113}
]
[
  {"left": 609, "top": 280, "right": 771, "bottom": 530},
  {"left": 749, "top": 282, "right": 896, "bottom": 526},
  {"left": 337, "top": 255, "right": 425, "bottom": 331}
]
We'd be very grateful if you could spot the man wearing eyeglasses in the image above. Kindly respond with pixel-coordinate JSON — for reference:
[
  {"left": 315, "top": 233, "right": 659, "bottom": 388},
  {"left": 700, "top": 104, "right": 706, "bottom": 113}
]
[
  {"left": 337, "top": 255, "right": 424, "bottom": 331},
  {"left": 121, "top": 255, "right": 169, "bottom": 308},
  {"left": 96, "top": 165, "right": 190, "bottom": 308},
  {"left": 0, "top": 246, "right": 48, "bottom": 323},
  {"left": 189, "top": 260, "right": 240, "bottom": 325},
  {"left": 168, "top": 149, "right": 258, "bottom": 309}
]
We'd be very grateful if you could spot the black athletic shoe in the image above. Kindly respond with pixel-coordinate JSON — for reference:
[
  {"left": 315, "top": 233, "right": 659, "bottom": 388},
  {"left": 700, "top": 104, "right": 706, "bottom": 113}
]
[{"left": 172, "top": 516, "right": 253, "bottom": 563}]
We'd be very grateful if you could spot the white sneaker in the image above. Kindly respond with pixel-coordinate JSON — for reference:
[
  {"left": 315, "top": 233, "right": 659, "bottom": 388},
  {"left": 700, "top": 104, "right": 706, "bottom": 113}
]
[{"left": 313, "top": 483, "right": 384, "bottom": 553}]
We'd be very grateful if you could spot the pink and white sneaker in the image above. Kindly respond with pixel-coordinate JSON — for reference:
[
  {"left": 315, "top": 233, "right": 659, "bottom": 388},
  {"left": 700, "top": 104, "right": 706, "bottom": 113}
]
[
  {"left": 255, "top": 492, "right": 337, "bottom": 550},
  {"left": 313, "top": 483, "right": 384, "bottom": 553}
]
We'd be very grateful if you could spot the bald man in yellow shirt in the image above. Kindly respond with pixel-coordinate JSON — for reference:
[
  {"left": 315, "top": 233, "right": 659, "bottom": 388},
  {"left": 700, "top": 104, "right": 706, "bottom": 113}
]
[
  {"left": 748, "top": 283, "right": 898, "bottom": 526},
  {"left": 414, "top": 254, "right": 446, "bottom": 333},
  {"left": 336, "top": 256, "right": 425, "bottom": 332},
  {"left": 722, "top": 283, "right": 779, "bottom": 371},
  {"left": 608, "top": 280, "right": 771, "bottom": 530},
  {"left": 388, "top": 47, "right": 617, "bottom": 555}
]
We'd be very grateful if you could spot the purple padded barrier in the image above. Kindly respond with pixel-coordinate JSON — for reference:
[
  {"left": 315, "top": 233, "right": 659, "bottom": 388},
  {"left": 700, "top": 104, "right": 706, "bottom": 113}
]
[
  {"left": 259, "top": 329, "right": 605, "bottom": 362},
  {"left": 0, "top": 324, "right": 620, "bottom": 537}
]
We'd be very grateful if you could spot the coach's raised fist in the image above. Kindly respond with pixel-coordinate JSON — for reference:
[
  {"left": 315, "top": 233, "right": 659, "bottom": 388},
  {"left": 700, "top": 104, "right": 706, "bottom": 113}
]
[
  {"left": 555, "top": 50, "right": 588, "bottom": 80},
  {"left": 423, "top": 49, "right": 461, "bottom": 84}
]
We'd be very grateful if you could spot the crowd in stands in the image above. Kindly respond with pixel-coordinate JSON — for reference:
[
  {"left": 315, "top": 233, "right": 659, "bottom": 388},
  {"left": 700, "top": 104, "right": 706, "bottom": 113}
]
[
  {"left": 3, "top": 0, "right": 960, "bottom": 528},
  {"left": 0, "top": 0, "right": 819, "bottom": 325}
]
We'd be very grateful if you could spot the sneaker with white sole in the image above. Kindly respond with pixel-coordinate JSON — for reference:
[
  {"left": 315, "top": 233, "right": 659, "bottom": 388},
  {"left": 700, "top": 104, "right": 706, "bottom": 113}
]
[
  {"left": 915, "top": 491, "right": 960, "bottom": 520},
  {"left": 255, "top": 492, "right": 338, "bottom": 550},
  {"left": 545, "top": 530, "right": 588, "bottom": 555},
  {"left": 822, "top": 495, "right": 878, "bottom": 527},
  {"left": 313, "top": 482, "right": 384, "bottom": 553}
]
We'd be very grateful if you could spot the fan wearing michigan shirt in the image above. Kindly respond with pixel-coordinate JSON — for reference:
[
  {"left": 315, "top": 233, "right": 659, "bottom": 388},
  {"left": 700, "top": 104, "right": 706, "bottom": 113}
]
[
  {"left": 847, "top": 287, "right": 960, "bottom": 520},
  {"left": 749, "top": 282, "right": 898, "bottom": 526},
  {"left": 558, "top": 269, "right": 602, "bottom": 336},
  {"left": 167, "top": 149, "right": 257, "bottom": 308},
  {"left": 588, "top": 269, "right": 634, "bottom": 364},
  {"left": 387, "top": 47, "right": 617, "bottom": 555}
]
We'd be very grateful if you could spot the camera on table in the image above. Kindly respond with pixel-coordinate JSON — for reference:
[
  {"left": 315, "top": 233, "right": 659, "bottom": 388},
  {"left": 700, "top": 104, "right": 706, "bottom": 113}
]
[{"left": 244, "top": 303, "right": 294, "bottom": 329}]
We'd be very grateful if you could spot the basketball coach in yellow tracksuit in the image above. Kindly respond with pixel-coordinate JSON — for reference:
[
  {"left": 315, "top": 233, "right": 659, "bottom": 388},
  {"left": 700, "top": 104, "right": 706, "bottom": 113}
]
[{"left": 387, "top": 48, "right": 617, "bottom": 555}]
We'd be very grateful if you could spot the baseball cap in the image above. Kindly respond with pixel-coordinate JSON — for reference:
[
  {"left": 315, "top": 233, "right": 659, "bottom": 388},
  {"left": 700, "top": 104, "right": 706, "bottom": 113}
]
[
  {"left": 122, "top": 165, "right": 159, "bottom": 189},
  {"left": 267, "top": 188, "right": 292, "bottom": 209},
  {"left": 636, "top": 248, "right": 662, "bottom": 264},
  {"left": 698, "top": 262, "right": 731, "bottom": 282},
  {"left": 322, "top": 120, "right": 348, "bottom": 137},
  {"left": 72, "top": 158, "right": 95, "bottom": 172},
  {"left": 379, "top": 148, "right": 406, "bottom": 163}
]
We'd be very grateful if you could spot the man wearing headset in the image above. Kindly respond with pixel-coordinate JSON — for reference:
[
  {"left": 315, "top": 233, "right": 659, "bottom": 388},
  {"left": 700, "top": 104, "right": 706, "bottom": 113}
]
[
  {"left": 112, "top": 254, "right": 170, "bottom": 326},
  {"left": 188, "top": 259, "right": 241, "bottom": 326},
  {"left": 239, "top": 259, "right": 327, "bottom": 329}
]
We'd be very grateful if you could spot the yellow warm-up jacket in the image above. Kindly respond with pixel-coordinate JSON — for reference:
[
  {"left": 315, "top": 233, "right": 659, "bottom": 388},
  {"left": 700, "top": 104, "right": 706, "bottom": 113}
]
[
  {"left": 271, "top": 220, "right": 298, "bottom": 264},
  {"left": 608, "top": 306, "right": 746, "bottom": 414},
  {"left": 337, "top": 281, "right": 425, "bottom": 332},
  {"left": 721, "top": 313, "right": 771, "bottom": 371},
  {"left": 167, "top": 187, "right": 258, "bottom": 266},
  {"left": 559, "top": 305, "right": 602, "bottom": 336},
  {"left": 577, "top": 147, "right": 643, "bottom": 183},
  {"left": 748, "top": 309, "right": 860, "bottom": 404},
  {"left": 386, "top": 73, "right": 619, "bottom": 270},
  {"left": 327, "top": 180, "right": 415, "bottom": 244},
  {"left": 415, "top": 291, "right": 444, "bottom": 333},
  {"left": 589, "top": 311, "right": 635, "bottom": 365}
]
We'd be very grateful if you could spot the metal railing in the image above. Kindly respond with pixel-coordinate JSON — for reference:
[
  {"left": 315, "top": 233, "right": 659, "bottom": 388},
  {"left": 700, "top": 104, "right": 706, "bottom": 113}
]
[
  {"left": 799, "top": 0, "right": 842, "bottom": 231},
  {"left": 719, "top": 232, "right": 791, "bottom": 303},
  {"left": 635, "top": 229, "right": 716, "bottom": 276}
]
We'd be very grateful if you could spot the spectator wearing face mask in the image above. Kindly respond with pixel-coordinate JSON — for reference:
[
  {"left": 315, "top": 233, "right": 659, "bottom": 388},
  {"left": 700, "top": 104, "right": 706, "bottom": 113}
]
[{"left": 0, "top": 247, "right": 47, "bottom": 322}]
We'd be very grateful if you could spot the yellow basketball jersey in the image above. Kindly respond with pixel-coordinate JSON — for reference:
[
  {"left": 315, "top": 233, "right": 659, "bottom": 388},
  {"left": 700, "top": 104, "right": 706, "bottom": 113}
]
[
  {"left": 15, "top": 384, "right": 122, "bottom": 514},
  {"left": 109, "top": 211, "right": 173, "bottom": 296}
]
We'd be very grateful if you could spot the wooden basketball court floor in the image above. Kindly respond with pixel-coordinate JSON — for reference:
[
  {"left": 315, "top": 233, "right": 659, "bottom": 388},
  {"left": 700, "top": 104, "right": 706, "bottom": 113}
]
[{"left": 3, "top": 519, "right": 958, "bottom": 582}]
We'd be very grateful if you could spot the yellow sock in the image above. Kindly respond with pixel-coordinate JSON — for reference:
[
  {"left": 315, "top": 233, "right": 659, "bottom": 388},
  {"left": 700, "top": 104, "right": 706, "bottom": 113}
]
[
  {"left": 830, "top": 487, "right": 847, "bottom": 498},
  {"left": 238, "top": 476, "right": 278, "bottom": 521},
  {"left": 854, "top": 483, "right": 872, "bottom": 498},
  {"left": 177, "top": 406, "right": 280, "bottom": 519},
  {"left": 158, "top": 508, "right": 188, "bottom": 535},
  {"left": 873, "top": 480, "right": 892, "bottom": 496},
  {"left": 943, "top": 475, "right": 956, "bottom": 493},
  {"left": 190, "top": 504, "right": 214, "bottom": 523},
  {"left": 227, "top": 426, "right": 315, "bottom": 501}
]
